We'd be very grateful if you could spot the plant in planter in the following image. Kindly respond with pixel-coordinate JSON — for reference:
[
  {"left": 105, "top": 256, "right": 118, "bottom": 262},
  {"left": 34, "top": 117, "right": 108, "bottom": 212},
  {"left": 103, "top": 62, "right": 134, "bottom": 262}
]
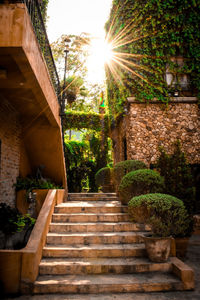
[
  {"left": 155, "top": 141, "right": 195, "bottom": 257},
  {"left": 0, "top": 203, "right": 35, "bottom": 250},
  {"left": 14, "top": 176, "right": 60, "bottom": 216},
  {"left": 118, "top": 169, "right": 165, "bottom": 205},
  {"left": 155, "top": 141, "right": 196, "bottom": 215},
  {"left": 128, "top": 193, "right": 191, "bottom": 262},
  {"left": 95, "top": 167, "right": 114, "bottom": 192},
  {"left": 113, "top": 160, "right": 147, "bottom": 192}
]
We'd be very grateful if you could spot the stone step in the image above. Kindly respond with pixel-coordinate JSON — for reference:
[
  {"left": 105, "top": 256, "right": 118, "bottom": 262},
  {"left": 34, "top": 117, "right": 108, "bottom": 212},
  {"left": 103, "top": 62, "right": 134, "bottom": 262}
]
[
  {"left": 67, "top": 197, "right": 118, "bottom": 200},
  {"left": 49, "top": 222, "right": 150, "bottom": 233},
  {"left": 46, "top": 232, "right": 145, "bottom": 245},
  {"left": 39, "top": 257, "right": 172, "bottom": 275},
  {"left": 68, "top": 193, "right": 117, "bottom": 198},
  {"left": 52, "top": 213, "right": 129, "bottom": 223},
  {"left": 43, "top": 244, "right": 146, "bottom": 258},
  {"left": 33, "top": 273, "right": 184, "bottom": 294},
  {"left": 54, "top": 202, "right": 127, "bottom": 214}
]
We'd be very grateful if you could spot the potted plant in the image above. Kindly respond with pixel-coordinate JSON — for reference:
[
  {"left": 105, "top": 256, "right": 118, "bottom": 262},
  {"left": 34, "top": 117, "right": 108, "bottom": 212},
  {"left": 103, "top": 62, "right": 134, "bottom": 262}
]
[
  {"left": 155, "top": 141, "right": 195, "bottom": 257},
  {"left": 128, "top": 193, "right": 190, "bottom": 262}
]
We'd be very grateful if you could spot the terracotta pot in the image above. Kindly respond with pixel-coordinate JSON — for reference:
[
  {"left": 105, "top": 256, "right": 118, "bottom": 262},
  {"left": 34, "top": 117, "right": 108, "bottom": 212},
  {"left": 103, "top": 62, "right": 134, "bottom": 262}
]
[
  {"left": 175, "top": 237, "right": 190, "bottom": 259},
  {"left": 144, "top": 235, "right": 171, "bottom": 262}
]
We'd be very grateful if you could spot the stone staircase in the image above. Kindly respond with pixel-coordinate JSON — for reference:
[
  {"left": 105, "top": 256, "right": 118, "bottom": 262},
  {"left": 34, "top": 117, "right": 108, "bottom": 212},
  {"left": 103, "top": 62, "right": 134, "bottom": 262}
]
[{"left": 33, "top": 193, "right": 194, "bottom": 297}]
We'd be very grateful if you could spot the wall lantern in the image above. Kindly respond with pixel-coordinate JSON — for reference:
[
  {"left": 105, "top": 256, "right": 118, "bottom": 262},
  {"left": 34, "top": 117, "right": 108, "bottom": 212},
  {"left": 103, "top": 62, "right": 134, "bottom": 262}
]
[{"left": 165, "top": 57, "right": 190, "bottom": 96}]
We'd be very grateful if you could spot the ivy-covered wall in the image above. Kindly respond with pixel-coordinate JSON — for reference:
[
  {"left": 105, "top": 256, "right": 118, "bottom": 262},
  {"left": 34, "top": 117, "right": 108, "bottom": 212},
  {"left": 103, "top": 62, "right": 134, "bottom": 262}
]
[{"left": 105, "top": 0, "right": 200, "bottom": 117}]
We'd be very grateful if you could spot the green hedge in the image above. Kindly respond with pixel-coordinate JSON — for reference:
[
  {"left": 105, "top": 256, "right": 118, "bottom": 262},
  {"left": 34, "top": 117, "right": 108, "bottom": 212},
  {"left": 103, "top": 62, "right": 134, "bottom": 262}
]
[
  {"left": 118, "top": 169, "right": 165, "bottom": 204},
  {"left": 128, "top": 193, "right": 192, "bottom": 237},
  {"left": 64, "top": 111, "right": 109, "bottom": 132},
  {"left": 113, "top": 160, "right": 147, "bottom": 191}
]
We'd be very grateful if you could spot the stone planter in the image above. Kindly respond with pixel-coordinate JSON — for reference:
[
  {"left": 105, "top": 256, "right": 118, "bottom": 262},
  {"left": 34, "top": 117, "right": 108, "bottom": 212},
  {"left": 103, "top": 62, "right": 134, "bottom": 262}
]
[{"left": 144, "top": 235, "right": 171, "bottom": 262}]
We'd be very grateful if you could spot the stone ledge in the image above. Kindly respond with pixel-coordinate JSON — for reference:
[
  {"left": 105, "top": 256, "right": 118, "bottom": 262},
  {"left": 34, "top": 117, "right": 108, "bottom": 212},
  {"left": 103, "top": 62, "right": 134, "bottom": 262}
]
[
  {"left": 127, "top": 97, "right": 198, "bottom": 104},
  {"left": 171, "top": 257, "right": 195, "bottom": 290}
]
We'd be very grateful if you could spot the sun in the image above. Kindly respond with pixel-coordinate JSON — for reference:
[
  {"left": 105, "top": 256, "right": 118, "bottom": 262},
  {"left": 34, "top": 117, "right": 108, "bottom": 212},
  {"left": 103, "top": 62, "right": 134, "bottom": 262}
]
[{"left": 86, "top": 37, "right": 114, "bottom": 83}]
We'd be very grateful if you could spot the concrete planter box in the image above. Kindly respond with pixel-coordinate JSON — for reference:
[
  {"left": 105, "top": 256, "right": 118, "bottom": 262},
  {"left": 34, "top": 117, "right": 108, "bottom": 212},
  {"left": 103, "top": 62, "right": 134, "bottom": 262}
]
[
  {"left": 0, "top": 189, "right": 65, "bottom": 295},
  {"left": 16, "top": 189, "right": 49, "bottom": 217}
]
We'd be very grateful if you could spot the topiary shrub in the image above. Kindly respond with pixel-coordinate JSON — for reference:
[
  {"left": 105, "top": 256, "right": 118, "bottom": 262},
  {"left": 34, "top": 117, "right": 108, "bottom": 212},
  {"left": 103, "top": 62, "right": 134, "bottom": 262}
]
[
  {"left": 118, "top": 169, "right": 165, "bottom": 205},
  {"left": 113, "top": 160, "right": 148, "bottom": 192},
  {"left": 95, "top": 167, "right": 113, "bottom": 191},
  {"left": 128, "top": 193, "right": 192, "bottom": 238}
]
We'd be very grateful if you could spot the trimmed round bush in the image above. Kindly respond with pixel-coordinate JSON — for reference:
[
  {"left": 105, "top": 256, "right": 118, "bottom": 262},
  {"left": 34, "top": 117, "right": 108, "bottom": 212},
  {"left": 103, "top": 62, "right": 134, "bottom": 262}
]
[
  {"left": 113, "top": 160, "right": 147, "bottom": 191},
  {"left": 118, "top": 169, "right": 165, "bottom": 205},
  {"left": 128, "top": 193, "right": 191, "bottom": 238},
  {"left": 95, "top": 167, "right": 112, "bottom": 188}
]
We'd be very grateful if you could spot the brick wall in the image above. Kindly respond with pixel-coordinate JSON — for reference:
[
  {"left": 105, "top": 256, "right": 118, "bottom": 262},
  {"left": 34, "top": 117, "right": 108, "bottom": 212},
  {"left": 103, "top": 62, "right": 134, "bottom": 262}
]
[
  {"left": 0, "top": 98, "right": 21, "bottom": 207},
  {"left": 126, "top": 102, "right": 200, "bottom": 165}
]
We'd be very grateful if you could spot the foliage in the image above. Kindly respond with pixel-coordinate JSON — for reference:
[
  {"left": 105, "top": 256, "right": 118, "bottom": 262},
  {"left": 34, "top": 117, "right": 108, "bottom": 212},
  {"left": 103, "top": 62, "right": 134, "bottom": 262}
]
[
  {"left": 105, "top": 0, "right": 200, "bottom": 117},
  {"left": 40, "top": 0, "right": 49, "bottom": 24},
  {"left": 51, "top": 33, "right": 90, "bottom": 79},
  {"left": 118, "top": 169, "right": 165, "bottom": 204},
  {"left": 113, "top": 160, "right": 148, "bottom": 191},
  {"left": 0, "top": 203, "right": 35, "bottom": 235},
  {"left": 128, "top": 193, "right": 193, "bottom": 237},
  {"left": 14, "top": 177, "right": 60, "bottom": 192},
  {"left": 64, "top": 140, "right": 87, "bottom": 169},
  {"left": 155, "top": 141, "right": 196, "bottom": 214},
  {"left": 95, "top": 167, "right": 112, "bottom": 188},
  {"left": 65, "top": 133, "right": 112, "bottom": 192},
  {"left": 64, "top": 111, "right": 109, "bottom": 132}
]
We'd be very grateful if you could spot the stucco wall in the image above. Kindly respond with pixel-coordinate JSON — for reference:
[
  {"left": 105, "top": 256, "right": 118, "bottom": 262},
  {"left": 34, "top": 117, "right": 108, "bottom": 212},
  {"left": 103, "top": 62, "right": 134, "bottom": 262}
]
[
  {"left": 0, "top": 97, "right": 21, "bottom": 207},
  {"left": 126, "top": 101, "right": 200, "bottom": 165}
]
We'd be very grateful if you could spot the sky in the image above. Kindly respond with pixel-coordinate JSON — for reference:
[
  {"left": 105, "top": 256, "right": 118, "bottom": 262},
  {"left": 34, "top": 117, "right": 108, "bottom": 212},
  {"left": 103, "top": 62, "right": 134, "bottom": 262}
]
[
  {"left": 47, "top": 0, "right": 112, "bottom": 42},
  {"left": 47, "top": 0, "right": 113, "bottom": 83}
]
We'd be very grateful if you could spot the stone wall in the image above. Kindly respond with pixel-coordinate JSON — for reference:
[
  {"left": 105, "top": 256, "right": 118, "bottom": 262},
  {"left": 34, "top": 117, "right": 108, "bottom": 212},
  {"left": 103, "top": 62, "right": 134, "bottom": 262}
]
[
  {"left": 111, "top": 116, "right": 128, "bottom": 164},
  {"left": 126, "top": 101, "right": 200, "bottom": 165},
  {"left": 0, "top": 97, "right": 21, "bottom": 207}
]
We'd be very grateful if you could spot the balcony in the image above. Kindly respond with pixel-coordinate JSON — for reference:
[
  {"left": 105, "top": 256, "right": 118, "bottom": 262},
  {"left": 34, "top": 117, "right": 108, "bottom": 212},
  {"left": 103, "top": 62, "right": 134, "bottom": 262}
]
[{"left": 0, "top": 1, "right": 66, "bottom": 187}]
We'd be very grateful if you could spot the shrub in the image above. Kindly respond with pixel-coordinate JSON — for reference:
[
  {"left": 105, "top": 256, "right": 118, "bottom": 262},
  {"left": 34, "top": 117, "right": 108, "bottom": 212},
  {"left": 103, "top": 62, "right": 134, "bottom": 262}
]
[
  {"left": 113, "top": 160, "right": 147, "bottom": 191},
  {"left": 95, "top": 167, "right": 112, "bottom": 188},
  {"left": 128, "top": 193, "right": 193, "bottom": 238},
  {"left": 118, "top": 169, "right": 165, "bottom": 205},
  {"left": 0, "top": 203, "right": 35, "bottom": 235},
  {"left": 155, "top": 141, "right": 196, "bottom": 214}
]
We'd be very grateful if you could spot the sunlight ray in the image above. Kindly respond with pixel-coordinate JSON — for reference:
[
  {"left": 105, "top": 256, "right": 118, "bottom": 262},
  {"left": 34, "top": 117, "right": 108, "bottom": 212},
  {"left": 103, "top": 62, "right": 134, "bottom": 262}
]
[
  {"left": 112, "top": 56, "right": 149, "bottom": 85},
  {"left": 112, "top": 32, "right": 156, "bottom": 49},
  {"left": 112, "top": 54, "right": 157, "bottom": 74},
  {"left": 106, "top": 61, "right": 124, "bottom": 85}
]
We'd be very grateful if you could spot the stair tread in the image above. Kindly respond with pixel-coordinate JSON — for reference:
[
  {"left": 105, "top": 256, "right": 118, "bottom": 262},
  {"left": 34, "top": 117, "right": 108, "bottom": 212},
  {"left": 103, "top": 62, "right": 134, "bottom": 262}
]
[
  {"left": 35, "top": 272, "right": 181, "bottom": 285},
  {"left": 40, "top": 257, "right": 171, "bottom": 266},
  {"left": 44, "top": 243, "right": 144, "bottom": 250},
  {"left": 47, "top": 231, "right": 146, "bottom": 237},
  {"left": 68, "top": 193, "right": 117, "bottom": 196},
  {"left": 50, "top": 222, "right": 136, "bottom": 225},
  {"left": 53, "top": 213, "right": 128, "bottom": 216},
  {"left": 56, "top": 201, "right": 122, "bottom": 207}
]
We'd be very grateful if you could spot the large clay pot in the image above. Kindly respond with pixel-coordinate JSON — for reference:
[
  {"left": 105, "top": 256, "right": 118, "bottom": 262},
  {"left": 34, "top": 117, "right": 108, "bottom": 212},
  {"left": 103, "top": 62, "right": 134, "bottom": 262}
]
[{"left": 144, "top": 235, "right": 171, "bottom": 262}]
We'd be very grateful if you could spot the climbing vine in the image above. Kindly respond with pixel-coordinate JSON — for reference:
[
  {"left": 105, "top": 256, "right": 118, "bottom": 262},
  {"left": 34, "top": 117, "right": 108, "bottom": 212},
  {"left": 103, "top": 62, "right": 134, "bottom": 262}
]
[
  {"left": 64, "top": 111, "right": 109, "bottom": 133},
  {"left": 105, "top": 0, "right": 200, "bottom": 117}
]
